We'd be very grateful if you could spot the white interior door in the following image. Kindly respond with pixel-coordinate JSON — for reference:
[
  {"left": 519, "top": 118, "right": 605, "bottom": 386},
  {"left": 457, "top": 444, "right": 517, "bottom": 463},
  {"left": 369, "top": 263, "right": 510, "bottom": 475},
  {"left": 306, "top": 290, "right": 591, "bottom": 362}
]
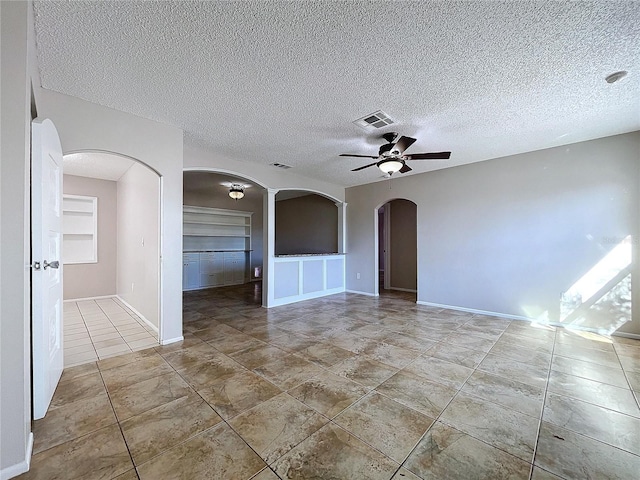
[{"left": 32, "top": 117, "right": 64, "bottom": 420}]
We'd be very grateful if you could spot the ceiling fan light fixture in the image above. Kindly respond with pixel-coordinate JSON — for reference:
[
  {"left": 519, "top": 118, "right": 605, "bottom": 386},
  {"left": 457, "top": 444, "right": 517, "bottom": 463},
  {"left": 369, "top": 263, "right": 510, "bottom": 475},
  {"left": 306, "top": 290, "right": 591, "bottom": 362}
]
[
  {"left": 378, "top": 159, "right": 404, "bottom": 174},
  {"left": 229, "top": 184, "right": 244, "bottom": 200}
]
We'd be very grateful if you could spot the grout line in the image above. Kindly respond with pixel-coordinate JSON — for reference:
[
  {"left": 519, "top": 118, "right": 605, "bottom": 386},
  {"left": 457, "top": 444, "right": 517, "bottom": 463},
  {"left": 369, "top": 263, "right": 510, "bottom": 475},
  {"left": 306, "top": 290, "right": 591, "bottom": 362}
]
[{"left": 528, "top": 325, "right": 557, "bottom": 480}]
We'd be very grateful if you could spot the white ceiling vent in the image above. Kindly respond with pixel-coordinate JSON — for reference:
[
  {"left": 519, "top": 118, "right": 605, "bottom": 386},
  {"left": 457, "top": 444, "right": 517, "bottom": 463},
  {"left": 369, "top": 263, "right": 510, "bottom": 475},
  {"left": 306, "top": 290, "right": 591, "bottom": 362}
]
[
  {"left": 271, "top": 162, "right": 292, "bottom": 169},
  {"left": 353, "top": 110, "right": 395, "bottom": 130}
]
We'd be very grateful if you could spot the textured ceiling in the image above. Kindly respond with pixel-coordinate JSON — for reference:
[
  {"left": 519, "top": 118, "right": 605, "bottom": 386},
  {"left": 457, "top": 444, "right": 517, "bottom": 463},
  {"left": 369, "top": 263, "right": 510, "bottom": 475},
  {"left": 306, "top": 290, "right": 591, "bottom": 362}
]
[
  {"left": 63, "top": 152, "right": 134, "bottom": 181},
  {"left": 34, "top": 1, "right": 640, "bottom": 187},
  {"left": 183, "top": 171, "right": 262, "bottom": 202}
]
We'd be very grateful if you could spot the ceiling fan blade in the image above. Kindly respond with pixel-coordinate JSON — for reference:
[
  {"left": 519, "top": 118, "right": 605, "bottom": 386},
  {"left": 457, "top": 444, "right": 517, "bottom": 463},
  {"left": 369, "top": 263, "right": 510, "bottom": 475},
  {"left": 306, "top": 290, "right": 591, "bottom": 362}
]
[
  {"left": 393, "top": 136, "right": 417, "bottom": 154},
  {"left": 399, "top": 163, "right": 412, "bottom": 173},
  {"left": 406, "top": 151, "right": 452, "bottom": 160},
  {"left": 339, "top": 154, "right": 378, "bottom": 159},
  {"left": 351, "top": 162, "right": 378, "bottom": 172}
]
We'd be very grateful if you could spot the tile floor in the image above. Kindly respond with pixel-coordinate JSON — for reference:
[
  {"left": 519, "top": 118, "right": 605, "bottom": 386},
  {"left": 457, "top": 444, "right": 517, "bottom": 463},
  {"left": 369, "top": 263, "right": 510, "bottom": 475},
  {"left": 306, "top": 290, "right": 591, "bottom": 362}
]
[
  {"left": 63, "top": 297, "right": 158, "bottom": 367},
  {"left": 22, "top": 283, "right": 640, "bottom": 479}
]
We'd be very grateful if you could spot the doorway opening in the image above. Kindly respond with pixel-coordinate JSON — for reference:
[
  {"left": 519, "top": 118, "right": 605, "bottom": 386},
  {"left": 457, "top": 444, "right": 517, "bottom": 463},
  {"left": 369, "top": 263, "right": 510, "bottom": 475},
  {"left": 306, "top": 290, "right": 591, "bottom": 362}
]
[
  {"left": 61, "top": 151, "right": 162, "bottom": 367},
  {"left": 181, "top": 170, "right": 266, "bottom": 325},
  {"left": 376, "top": 199, "right": 418, "bottom": 301}
]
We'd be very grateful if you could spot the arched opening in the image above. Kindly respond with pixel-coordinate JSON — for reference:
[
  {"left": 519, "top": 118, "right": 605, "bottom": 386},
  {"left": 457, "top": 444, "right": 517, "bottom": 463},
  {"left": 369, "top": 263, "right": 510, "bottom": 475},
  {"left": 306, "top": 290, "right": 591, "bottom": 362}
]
[
  {"left": 275, "top": 190, "right": 339, "bottom": 256},
  {"left": 182, "top": 170, "right": 266, "bottom": 320},
  {"left": 375, "top": 198, "right": 418, "bottom": 301},
  {"left": 61, "top": 151, "right": 162, "bottom": 366}
]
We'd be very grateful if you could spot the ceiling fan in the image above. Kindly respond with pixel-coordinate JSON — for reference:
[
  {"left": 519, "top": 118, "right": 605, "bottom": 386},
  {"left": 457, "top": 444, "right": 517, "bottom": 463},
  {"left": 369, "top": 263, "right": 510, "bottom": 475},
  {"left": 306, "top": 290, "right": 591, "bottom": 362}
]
[{"left": 340, "top": 132, "right": 451, "bottom": 175}]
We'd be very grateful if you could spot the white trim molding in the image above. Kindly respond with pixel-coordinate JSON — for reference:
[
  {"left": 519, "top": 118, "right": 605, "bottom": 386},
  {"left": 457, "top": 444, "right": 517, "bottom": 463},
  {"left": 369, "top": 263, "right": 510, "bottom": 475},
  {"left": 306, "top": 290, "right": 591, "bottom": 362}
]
[
  {"left": 0, "top": 432, "right": 33, "bottom": 480},
  {"left": 346, "top": 289, "right": 379, "bottom": 297},
  {"left": 416, "top": 301, "right": 531, "bottom": 321},
  {"left": 115, "top": 296, "right": 159, "bottom": 334},
  {"left": 160, "top": 336, "right": 184, "bottom": 346}
]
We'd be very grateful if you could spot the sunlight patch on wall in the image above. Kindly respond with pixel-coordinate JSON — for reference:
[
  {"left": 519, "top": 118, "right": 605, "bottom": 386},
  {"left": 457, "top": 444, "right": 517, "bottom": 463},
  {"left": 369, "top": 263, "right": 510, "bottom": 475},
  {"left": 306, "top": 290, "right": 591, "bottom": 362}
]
[{"left": 559, "top": 235, "right": 632, "bottom": 334}]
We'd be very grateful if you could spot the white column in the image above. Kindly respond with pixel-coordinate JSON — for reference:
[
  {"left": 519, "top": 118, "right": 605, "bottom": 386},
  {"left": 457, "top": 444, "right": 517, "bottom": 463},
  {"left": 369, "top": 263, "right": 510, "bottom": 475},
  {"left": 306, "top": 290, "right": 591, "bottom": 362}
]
[
  {"left": 263, "top": 188, "right": 278, "bottom": 307},
  {"left": 336, "top": 201, "right": 347, "bottom": 253}
]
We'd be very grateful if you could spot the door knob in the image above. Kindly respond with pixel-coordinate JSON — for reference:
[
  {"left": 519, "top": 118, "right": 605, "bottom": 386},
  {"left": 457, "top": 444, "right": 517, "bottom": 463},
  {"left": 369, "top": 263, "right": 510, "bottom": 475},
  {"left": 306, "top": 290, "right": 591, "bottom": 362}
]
[{"left": 44, "top": 260, "right": 59, "bottom": 270}]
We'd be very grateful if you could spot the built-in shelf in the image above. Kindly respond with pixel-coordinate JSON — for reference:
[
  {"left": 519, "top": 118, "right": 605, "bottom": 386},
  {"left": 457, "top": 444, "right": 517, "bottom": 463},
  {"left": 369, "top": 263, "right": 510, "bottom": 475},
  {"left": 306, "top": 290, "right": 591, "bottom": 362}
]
[
  {"left": 183, "top": 206, "right": 253, "bottom": 281},
  {"left": 63, "top": 195, "right": 97, "bottom": 264}
]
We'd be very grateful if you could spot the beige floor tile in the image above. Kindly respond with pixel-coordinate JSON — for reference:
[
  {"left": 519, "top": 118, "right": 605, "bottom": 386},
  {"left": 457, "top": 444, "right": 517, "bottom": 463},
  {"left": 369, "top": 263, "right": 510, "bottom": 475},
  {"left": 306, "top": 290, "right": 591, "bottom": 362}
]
[
  {"left": 461, "top": 370, "right": 545, "bottom": 417},
  {"left": 64, "top": 350, "right": 99, "bottom": 368},
  {"left": 101, "top": 354, "right": 173, "bottom": 391},
  {"left": 329, "top": 355, "right": 398, "bottom": 389},
  {"left": 96, "top": 344, "right": 132, "bottom": 359},
  {"left": 196, "top": 370, "right": 281, "bottom": 420},
  {"left": 121, "top": 331, "right": 155, "bottom": 342},
  {"left": 125, "top": 337, "right": 158, "bottom": 350},
  {"left": 272, "top": 423, "right": 399, "bottom": 480},
  {"left": 535, "top": 421, "right": 640, "bottom": 479},
  {"left": 23, "top": 424, "right": 132, "bottom": 480},
  {"left": 136, "top": 422, "right": 265, "bottom": 479},
  {"left": 33, "top": 391, "right": 117, "bottom": 454},
  {"left": 404, "top": 421, "right": 531, "bottom": 479},
  {"left": 440, "top": 392, "right": 539, "bottom": 462},
  {"left": 334, "top": 391, "right": 434, "bottom": 462},
  {"left": 543, "top": 392, "right": 640, "bottom": 455},
  {"left": 253, "top": 353, "right": 324, "bottom": 390},
  {"left": 121, "top": 395, "right": 222, "bottom": 466},
  {"left": 229, "top": 392, "right": 328, "bottom": 464},
  {"left": 50, "top": 371, "right": 105, "bottom": 409},
  {"left": 109, "top": 371, "right": 193, "bottom": 421},
  {"left": 404, "top": 355, "right": 474, "bottom": 389},
  {"left": 288, "top": 370, "right": 369, "bottom": 418},
  {"left": 548, "top": 370, "right": 640, "bottom": 417}
]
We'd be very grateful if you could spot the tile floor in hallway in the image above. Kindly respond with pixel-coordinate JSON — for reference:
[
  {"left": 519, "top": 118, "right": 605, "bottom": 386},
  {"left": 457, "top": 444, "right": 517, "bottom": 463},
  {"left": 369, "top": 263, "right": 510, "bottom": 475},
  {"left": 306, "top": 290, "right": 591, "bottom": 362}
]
[
  {"left": 22, "top": 283, "right": 640, "bottom": 479},
  {"left": 63, "top": 297, "right": 158, "bottom": 367}
]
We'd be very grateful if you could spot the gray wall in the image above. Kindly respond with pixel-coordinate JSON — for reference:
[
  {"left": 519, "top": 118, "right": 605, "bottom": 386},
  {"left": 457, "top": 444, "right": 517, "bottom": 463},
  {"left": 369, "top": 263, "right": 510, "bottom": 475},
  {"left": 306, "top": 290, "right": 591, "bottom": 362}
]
[
  {"left": 276, "top": 194, "right": 338, "bottom": 255},
  {"left": 117, "top": 163, "right": 160, "bottom": 328},
  {"left": 0, "top": 1, "right": 32, "bottom": 474},
  {"left": 63, "top": 175, "right": 117, "bottom": 300},
  {"left": 346, "top": 132, "right": 640, "bottom": 336},
  {"left": 389, "top": 199, "right": 417, "bottom": 291},
  {"left": 183, "top": 188, "right": 264, "bottom": 276}
]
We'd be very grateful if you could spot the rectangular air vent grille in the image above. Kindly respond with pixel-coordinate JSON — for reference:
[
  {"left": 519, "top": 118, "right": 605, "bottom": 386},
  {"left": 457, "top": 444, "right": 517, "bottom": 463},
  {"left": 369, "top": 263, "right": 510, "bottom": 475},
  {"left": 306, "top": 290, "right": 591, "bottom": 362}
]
[
  {"left": 271, "top": 163, "right": 292, "bottom": 169},
  {"left": 353, "top": 110, "right": 395, "bottom": 130}
]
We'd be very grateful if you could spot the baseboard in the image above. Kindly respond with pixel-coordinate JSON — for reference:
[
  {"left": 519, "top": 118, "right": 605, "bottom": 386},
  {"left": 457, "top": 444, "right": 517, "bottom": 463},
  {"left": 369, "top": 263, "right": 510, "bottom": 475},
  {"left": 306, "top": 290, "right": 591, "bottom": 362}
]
[
  {"left": 115, "top": 296, "right": 159, "bottom": 334},
  {"left": 161, "top": 336, "right": 184, "bottom": 346},
  {"left": 416, "top": 301, "right": 533, "bottom": 322},
  {"left": 390, "top": 287, "right": 418, "bottom": 293},
  {"left": 612, "top": 331, "right": 640, "bottom": 340},
  {"left": 346, "top": 289, "right": 379, "bottom": 297},
  {"left": 1, "top": 432, "right": 33, "bottom": 480},
  {"left": 416, "top": 300, "right": 640, "bottom": 337},
  {"left": 63, "top": 294, "right": 117, "bottom": 303}
]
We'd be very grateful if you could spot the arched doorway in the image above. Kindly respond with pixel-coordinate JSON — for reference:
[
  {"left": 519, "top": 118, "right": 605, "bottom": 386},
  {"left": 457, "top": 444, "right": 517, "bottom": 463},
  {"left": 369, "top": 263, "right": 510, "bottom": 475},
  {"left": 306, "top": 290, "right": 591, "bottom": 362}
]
[
  {"left": 182, "top": 170, "right": 266, "bottom": 313},
  {"left": 61, "top": 151, "right": 162, "bottom": 365},
  {"left": 375, "top": 198, "right": 418, "bottom": 300}
]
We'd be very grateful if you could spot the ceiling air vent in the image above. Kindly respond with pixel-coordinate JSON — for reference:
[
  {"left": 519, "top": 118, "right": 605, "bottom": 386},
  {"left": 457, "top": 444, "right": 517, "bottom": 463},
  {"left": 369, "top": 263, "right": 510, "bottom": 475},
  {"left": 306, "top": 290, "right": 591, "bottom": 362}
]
[
  {"left": 353, "top": 110, "right": 395, "bottom": 130},
  {"left": 271, "top": 163, "right": 292, "bottom": 169}
]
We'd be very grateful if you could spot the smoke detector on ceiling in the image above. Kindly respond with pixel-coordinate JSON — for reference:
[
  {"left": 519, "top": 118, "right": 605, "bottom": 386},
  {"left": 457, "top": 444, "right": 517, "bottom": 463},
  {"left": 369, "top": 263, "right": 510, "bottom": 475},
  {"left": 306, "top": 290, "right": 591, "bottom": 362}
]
[{"left": 353, "top": 110, "right": 395, "bottom": 130}]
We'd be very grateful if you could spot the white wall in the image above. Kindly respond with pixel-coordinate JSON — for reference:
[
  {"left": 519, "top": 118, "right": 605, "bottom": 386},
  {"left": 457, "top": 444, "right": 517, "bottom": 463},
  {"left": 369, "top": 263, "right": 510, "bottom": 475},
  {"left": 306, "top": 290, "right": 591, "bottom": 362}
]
[
  {"left": 346, "top": 132, "right": 640, "bottom": 336},
  {"left": 1, "top": 1, "right": 34, "bottom": 476},
  {"left": 36, "top": 89, "right": 183, "bottom": 343},
  {"left": 63, "top": 175, "right": 117, "bottom": 300},
  {"left": 117, "top": 163, "right": 160, "bottom": 327}
]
